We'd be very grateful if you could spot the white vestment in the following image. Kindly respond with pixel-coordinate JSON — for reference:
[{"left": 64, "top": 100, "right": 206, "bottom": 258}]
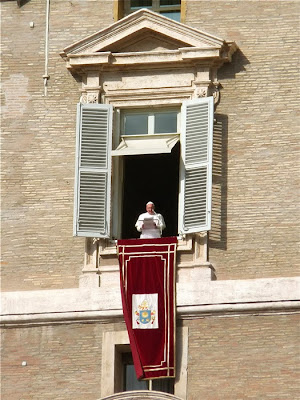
[{"left": 135, "top": 212, "right": 166, "bottom": 239}]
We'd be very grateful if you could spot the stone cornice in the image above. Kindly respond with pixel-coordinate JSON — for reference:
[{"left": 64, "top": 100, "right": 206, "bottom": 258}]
[
  {"left": 65, "top": 47, "right": 228, "bottom": 72},
  {"left": 1, "top": 277, "right": 299, "bottom": 326},
  {"left": 1, "top": 301, "right": 299, "bottom": 327}
]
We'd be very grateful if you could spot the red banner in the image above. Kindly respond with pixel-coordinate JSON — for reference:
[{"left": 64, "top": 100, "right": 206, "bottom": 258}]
[{"left": 117, "top": 237, "right": 177, "bottom": 380}]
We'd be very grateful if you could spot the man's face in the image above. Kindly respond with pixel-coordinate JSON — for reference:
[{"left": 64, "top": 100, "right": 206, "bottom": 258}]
[{"left": 146, "top": 204, "right": 155, "bottom": 214}]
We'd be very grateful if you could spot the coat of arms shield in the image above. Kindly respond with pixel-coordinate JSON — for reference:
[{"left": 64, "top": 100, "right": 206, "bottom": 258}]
[{"left": 132, "top": 293, "right": 158, "bottom": 329}]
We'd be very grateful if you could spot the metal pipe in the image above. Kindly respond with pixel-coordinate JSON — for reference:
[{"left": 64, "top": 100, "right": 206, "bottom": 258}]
[{"left": 43, "top": 0, "right": 50, "bottom": 96}]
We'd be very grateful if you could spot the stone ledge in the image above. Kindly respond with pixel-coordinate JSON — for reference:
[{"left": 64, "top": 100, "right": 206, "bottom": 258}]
[
  {"left": 1, "top": 277, "right": 299, "bottom": 326},
  {"left": 1, "top": 301, "right": 299, "bottom": 327}
]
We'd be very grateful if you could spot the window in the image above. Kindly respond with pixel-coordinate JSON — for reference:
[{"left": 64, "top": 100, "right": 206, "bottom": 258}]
[
  {"left": 122, "top": 109, "right": 179, "bottom": 135},
  {"left": 124, "top": 0, "right": 181, "bottom": 22},
  {"left": 101, "top": 329, "right": 188, "bottom": 398},
  {"left": 73, "top": 97, "right": 213, "bottom": 239},
  {"left": 121, "top": 142, "right": 180, "bottom": 239},
  {"left": 122, "top": 352, "right": 174, "bottom": 392}
]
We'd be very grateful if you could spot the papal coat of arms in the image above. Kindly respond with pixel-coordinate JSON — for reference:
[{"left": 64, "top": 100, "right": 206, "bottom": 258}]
[{"left": 132, "top": 294, "right": 158, "bottom": 329}]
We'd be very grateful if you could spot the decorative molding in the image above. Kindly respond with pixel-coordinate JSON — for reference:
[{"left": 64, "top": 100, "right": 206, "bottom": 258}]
[{"left": 102, "top": 90, "right": 193, "bottom": 108}]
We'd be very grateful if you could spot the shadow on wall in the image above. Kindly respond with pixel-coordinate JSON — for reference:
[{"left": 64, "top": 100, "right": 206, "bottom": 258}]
[
  {"left": 209, "top": 49, "right": 249, "bottom": 251},
  {"left": 16, "top": 0, "right": 32, "bottom": 7},
  {"left": 218, "top": 48, "right": 250, "bottom": 80},
  {"left": 210, "top": 113, "right": 228, "bottom": 251}
]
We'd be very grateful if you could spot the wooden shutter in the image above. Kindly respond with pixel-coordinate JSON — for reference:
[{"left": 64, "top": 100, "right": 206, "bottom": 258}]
[
  {"left": 74, "top": 103, "right": 112, "bottom": 237},
  {"left": 179, "top": 97, "right": 213, "bottom": 234}
]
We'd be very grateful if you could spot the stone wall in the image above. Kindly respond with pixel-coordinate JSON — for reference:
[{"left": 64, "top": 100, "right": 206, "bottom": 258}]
[
  {"left": 1, "top": 314, "right": 298, "bottom": 399},
  {"left": 1, "top": 0, "right": 114, "bottom": 291},
  {"left": 0, "top": 321, "right": 125, "bottom": 400},
  {"left": 199, "top": 1, "right": 299, "bottom": 279},
  {"left": 185, "top": 313, "right": 299, "bottom": 399},
  {"left": 1, "top": 0, "right": 299, "bottom": 291}
]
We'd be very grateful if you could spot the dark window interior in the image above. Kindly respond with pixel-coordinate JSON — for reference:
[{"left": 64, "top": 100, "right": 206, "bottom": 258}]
[
  {"left": 131, "top": 0, "right": 152, "bottom": 7},
  {"left": 122, "top": 352, "right": 174, "bottom": 393},
  {"left": 130, "top": 0, "right": 181, "bottom": 7},
  {"left": 160, "top": 0, "right": 181, "bottom": 5},
  {"left": 121, "top": 142, "right": 180, "bottom": 239}
]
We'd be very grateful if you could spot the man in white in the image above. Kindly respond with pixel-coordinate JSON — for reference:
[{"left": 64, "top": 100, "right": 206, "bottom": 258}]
[{"left": 135, "top": 201, "right": 166, "bottom": 239}]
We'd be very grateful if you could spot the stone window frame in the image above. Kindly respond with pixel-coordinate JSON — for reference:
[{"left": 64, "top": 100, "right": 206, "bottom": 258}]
[
  {"left": 61, "top": 7, "right": 237, "bottom": 280},
  {"left": 101, "top": 327, "right": 188, "bottom": 399}
]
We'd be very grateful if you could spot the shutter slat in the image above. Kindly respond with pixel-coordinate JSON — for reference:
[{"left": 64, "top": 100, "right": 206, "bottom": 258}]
[
  {"left": 74, "top": 103, "right": 112, "bottom": 237},
  {"left": 78, "top": 170, "right": 107, "bottom": 233},
  {"left": 184, "top": 167, "right": 208, "bottom": 227},
  {"left": 179, "top": 97, "right": 213, "bottom": 234}
]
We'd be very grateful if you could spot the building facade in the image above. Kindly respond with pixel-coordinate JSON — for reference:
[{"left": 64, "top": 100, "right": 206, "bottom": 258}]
[{"left": 1, "top": 1, "right": 299, "bottom": 399}]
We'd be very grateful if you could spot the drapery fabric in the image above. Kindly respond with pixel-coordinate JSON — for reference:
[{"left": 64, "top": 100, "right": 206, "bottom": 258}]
[{"left": 117, "top": 237, "right": 177, "bottom": 380}]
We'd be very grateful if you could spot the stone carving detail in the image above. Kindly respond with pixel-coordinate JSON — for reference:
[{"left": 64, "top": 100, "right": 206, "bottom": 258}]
[
  {"left": 194, "top": 83, "right": 220, "bottom": 104},
  {"left": 211, "top": 83, "right": 220, "bottom": 105},
  {"left": 195, "top": 87, "right": 208, "bottom": 98},
  {"left": 80, "top": 93, "right": 87, "bottom": 104},
  {"left": 80, "top": 91, "right": 100, "bottom": 104}
]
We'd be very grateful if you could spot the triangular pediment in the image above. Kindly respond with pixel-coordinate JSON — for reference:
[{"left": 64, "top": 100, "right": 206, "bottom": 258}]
[
  {"left": 62, "top": 8, "right": 226, "bottom": 57},
  {"left": 100, "top": 28, "right": 192, "bottom": 53},
  {"left": 61, "top": 9, "right": 237, "bottom": 74}
]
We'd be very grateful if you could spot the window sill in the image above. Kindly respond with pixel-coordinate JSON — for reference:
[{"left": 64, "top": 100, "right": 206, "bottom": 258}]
[{"left": 98, "top": 235, "right": 193, "bottom": 256}]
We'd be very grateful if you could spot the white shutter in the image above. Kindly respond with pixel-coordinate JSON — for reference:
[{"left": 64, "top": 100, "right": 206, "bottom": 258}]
[
  {"left": 74, "top": 103, "right": 112, "bottom": 237},
  {"left": 179, "top": 97, "right": 213, "bottom": 234}
]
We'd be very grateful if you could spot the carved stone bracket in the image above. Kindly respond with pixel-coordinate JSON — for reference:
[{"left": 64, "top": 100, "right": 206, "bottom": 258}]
[
  {"left": 80, "top": 71, "right": 102, "bottom": 103},
  {"left": 193, "top": 81, "right": 220, "bottom": 105},
  {"left": 80, "top": 90, "right": 100, "bottom": 104}
]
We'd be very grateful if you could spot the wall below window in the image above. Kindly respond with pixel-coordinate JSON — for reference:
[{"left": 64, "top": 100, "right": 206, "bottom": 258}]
[
  {"left": 186, "top": 313, "right": 299, "bottom": 400},
  {"left": 1, "top": 312, "right": 298, "bottom": 399}
]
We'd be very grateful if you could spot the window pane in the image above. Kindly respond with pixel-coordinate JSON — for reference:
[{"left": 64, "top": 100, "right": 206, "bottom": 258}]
[
  {"left": 160, "top": 0, "right": 181, "bottom": 6},
  {"left": 131, "top": 0, "right": 152, "bottom": 8},
  {"left": 124, "top": 114, "right": 148, "bottom": 135},
  {"left": 160, "top": 10, "right": 181, "bottom": 21},
  {"left": 154, "top": 112, "right": 178, "bottom": 133},
  {"left": 124, "top": 365, "right": 148, "bottom": 390}
]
